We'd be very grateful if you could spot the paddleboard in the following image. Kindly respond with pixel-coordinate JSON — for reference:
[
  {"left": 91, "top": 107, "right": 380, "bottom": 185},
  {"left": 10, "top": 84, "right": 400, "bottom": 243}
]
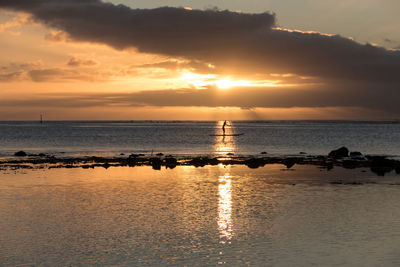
[{"left": 209, "top": 133, "right": 244, "bottom": 136}]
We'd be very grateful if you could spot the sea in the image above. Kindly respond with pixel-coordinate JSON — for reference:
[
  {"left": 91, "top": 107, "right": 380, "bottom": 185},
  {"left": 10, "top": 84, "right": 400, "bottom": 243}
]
[
  {"left": 2, "top": 120, "right": 400, "bottom": 266},
  {"left": 0, "top": 120, "right": 400, "bottom": 158},
  {"left": 1, "top": 165, "right": 400, "bottom": 266}
]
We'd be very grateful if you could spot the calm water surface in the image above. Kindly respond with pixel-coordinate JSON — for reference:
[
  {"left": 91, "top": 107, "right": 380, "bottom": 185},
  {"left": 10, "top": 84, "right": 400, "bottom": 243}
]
[
  {"left": 1, "top": 121, "right": 400, "bottom": 157},
  {"left": 1, "top": 165, "right": 400, "bottom": 266}
]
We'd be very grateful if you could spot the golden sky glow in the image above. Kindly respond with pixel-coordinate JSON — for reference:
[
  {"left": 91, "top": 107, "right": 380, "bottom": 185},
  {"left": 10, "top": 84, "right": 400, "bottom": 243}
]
[
  {"left": 0, "top": 9, "right": 307, "bottom": 120},
  {"left": 0, "top": 1, "right": 399, "bottom": 120}
]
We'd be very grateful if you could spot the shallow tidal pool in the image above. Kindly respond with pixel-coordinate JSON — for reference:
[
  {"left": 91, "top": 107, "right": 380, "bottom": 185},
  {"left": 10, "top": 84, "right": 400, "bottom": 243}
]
[{"left": 1, "top": 164, "right": 400, "bottom": 266}]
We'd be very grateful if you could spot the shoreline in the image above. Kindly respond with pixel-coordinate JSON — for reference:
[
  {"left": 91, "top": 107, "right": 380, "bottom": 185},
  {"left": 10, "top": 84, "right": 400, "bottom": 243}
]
[{"left": 1, "top": 152, "right": 400, "bottom": 176}]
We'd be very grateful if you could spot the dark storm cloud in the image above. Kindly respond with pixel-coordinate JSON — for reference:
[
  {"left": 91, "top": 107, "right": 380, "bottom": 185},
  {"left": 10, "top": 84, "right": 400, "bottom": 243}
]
[
  {"left": 0, "top": 0, "right": 275, "bottom": 50},
  {"left": 1, "top": 0, "right": 400, "bottom": 83}
]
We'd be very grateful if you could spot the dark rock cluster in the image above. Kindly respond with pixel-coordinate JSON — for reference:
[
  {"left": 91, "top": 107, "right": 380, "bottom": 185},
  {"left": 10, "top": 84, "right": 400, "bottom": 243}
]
[
  {"left": 328, "top": 147, "right": 349, "bottom": 158},
  {"left": 4, "top": 147, "right": 400, "bottom": 176},
  {"left": 14, "top": 151, "right": 27, "bottom": 157}
]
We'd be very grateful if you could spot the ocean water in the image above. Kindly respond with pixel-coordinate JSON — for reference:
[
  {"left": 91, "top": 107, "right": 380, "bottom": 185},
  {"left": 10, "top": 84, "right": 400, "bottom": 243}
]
[
  {"left": 0, "top": 121, "right": 400, "bottom": 158},
  {"left": 1, "top": 165, "right": 400, "bottom": 266}
]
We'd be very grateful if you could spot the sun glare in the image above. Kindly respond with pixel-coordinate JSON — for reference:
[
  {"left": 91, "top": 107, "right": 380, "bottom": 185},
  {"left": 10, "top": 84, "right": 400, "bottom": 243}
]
[
  {"left": 216, "top": 79, "right": 253, "bottom": 89},
  {"left": 180, "top": 71, "right": 285, "bottom": 90}
]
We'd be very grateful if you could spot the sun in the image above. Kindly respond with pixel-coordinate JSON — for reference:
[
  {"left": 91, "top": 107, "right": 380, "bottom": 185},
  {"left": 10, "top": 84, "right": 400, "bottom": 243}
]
[
  {"left": 216, "top": 79, "right": 253, "bottom": 89},
  {"left": 216, "top": 79, "right": 235, "bottom": 89}
]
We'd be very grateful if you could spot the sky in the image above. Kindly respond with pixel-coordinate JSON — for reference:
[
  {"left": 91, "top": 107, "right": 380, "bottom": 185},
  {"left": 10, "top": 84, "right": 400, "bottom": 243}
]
[{"left": 0, "top": 0, "right": 399, "bottom": 120}]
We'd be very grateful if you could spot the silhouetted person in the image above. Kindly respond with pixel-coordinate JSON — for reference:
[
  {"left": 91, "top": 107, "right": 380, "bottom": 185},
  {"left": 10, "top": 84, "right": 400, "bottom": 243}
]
[{"left": 222, "top": 120, "right": 227, "bottom": 135}]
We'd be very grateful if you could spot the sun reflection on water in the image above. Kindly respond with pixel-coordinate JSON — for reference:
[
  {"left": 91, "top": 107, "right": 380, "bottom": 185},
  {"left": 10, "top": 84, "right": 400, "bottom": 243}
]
[
  {"left": 214, "top": 121, "right": 237, "bottom": 244},
  {"left": 218, "top": 172, "right": 233, "bottom": 243}
]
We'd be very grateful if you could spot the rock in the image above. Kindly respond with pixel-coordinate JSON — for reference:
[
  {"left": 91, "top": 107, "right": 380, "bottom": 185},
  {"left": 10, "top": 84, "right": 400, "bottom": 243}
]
[
  {"left": 165, "top": 157, "right": 177, "bottom": 169},
  {"left": 189, "top": 157, "right": 206, "bottom": 167},
  {"left": 260, "top": 151, "right": 267, "bottom": 155},
  {"left": 328, "top": 147, "right": 349, "bottom": 158},
  {"left": 156, "top": 153, "right": 164, "bottom": 156},
  {"left": 129, "top": 153, "right": 145, "bottom": 158},
  {"left": 396, "top": 165, "right": 400, "bottom": 174},
  {"left": 350, "top": 151, "right": 363, "bottom": 158},
  {"left": 322, "top": 161, "right": 334, "bottom": 171},
  {"left": 365, "top": 155, "right": 386, "bottom": 161},
  {"left": 299, "top": 152, "right": 307, "bottom": 155},
  {"left": 208, "top": 158, "right": 220, "bottom": 165},
  {"left": 342, "top": 160, "right": 358, "bottom": 169},
  {"left": 38, "top": 153, "right": 46, "bottom": 157},
  {"left": 14, "top": 151, "right": 27, "bottom": 157},
  {"left": 188, "top": 157, "right": 219, "bottom": 167},
  {"left": 126, "top": 157, "right": 136, "bottom": 167},
  {"left": 282, "top": 158, "right": 296, "bottom": 169},
  {"left": 368, "top": 156, "right": 396, "bottom": 176},
  {"left": 129, "top": 153, "right": 144, "bottom": 159},
  {"left": 227, "top": 153, "right": 234, "bottom": 156},
  {"left": 245, "top": 158, "right": 265, "bottom": 169},
  {"left": 151, "top": 158, "right": 162, "bottom": 170}
]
